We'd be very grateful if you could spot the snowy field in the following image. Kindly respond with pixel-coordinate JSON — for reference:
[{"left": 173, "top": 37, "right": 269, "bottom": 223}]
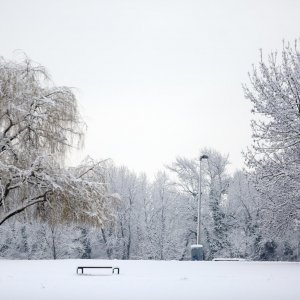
[{"left": 0, "top": 259, "right": 299, "bottom": 300}]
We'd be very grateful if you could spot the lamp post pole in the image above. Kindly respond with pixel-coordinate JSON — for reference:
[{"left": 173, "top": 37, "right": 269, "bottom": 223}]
[
  {"left": 191, "top": 154, "right": 208, "bottom": 261},
  {"left": 197, "top": 154, "right": 208, "bottom": 245}
]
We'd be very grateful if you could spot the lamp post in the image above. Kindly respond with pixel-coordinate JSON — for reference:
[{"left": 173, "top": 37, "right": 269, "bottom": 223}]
[
  {"left": 191, "top": 154, "right": 208, "bottom": 261},
  {"left": 197, "top": 154, "right": 208, "bottom": 245}
]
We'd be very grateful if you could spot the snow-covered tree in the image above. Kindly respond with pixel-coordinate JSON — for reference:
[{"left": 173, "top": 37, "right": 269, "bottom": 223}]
[
  {"left": 0, "top": 57, "right": 116, "bottom": 228},
  {"left": 168, "top": 149, "right": 231, "bottom": 259},
  {"left": 244, "top": 42, "right": 300, "bottom": 258},
  {"left": 226, "top": 171, "right": 260, "bottom": 258},
  {"left": 95, "top": 164, "right": 191, "bottom": 261},
  {"left": 204, "top": 149, "right": 231, "bottom": 259},
  {"left": 147, "top": 171, "right": 190, "bottom": 260},
  {"left": 98, "top": 165, "right": 144, "bottom": 259}
]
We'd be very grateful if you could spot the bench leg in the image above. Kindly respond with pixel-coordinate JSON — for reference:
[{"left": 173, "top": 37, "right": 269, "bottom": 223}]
[
  {"left": 77, "top": 267, "right": 84, "bottom": 275},
  {"left": 113, "top": 267, "right": 119, "bottom": 275}
]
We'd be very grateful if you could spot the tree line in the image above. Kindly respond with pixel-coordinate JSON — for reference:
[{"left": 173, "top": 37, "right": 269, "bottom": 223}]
[{"left": 0, "top": 41, "right": 299, "bottom": 261}]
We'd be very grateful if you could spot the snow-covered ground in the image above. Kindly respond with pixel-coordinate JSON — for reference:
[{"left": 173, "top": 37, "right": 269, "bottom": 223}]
[{"left": 0, "top": 259, "right": 299, "bottom": 300}]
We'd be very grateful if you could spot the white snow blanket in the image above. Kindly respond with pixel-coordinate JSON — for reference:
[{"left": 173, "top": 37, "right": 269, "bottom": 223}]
[{"left": 0, "top": 259, "right": 299, "bottom": 300}]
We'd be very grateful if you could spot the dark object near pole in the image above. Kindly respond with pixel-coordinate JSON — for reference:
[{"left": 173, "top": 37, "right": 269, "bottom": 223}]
[{"left": 191, "top": 245, "right": 204, "bottom": 261}]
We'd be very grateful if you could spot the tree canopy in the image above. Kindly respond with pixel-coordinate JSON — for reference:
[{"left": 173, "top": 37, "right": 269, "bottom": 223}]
[{"left": 0, "top": 57, "right": 116, "bottom": 227}]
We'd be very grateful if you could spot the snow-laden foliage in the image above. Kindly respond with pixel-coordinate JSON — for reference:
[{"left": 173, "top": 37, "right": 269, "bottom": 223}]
[
  {"left": 0, "top": 220, "right": 90, "bottom": 259},
  {"left": 168, "top": 149, "right": 232, "bottom": 259},
  {"left": 0, "top": 57, "right": 83, "bottom": 158},
  {"left": 1, "top": 52, "right": 299, "bottom": 261},
  {"left": 1, "top": 159, "right": 298, "bottom": 261},
  {"left": 0, "top": 57, "right": 116, "bottom": 227},
  {"left": 90, "top": 165, "right": 191, "bottom": 260},
  {"left": 226, "top": 171, "right": 260, "bottom": 258},
  {"left": 244, "top": 42, "right": 300, "bottom": 247}
]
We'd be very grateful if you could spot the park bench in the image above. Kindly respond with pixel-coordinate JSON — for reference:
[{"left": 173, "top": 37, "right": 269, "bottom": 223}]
[{"left": 77, "top": 266, "right": 120, "bottom": 275}]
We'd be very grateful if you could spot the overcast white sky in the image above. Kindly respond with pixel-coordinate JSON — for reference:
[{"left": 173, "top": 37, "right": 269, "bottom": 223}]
[{"left": 1, "top": 0, "right": 300, "bottom": 177}]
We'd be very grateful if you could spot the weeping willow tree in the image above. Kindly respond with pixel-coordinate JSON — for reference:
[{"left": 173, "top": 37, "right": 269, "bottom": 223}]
[{"left": 0, "top": 57, "right": 117, "bottom": 227}]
